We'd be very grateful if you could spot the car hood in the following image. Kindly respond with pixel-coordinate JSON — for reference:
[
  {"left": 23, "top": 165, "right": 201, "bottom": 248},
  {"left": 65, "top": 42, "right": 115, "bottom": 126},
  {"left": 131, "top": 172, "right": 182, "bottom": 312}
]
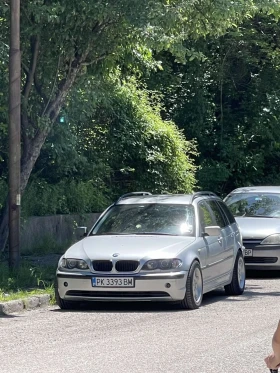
[
  {"left": 64, "top": 235, "right": 196, "bottom": 260},
  {"left": 235, "top": 217, "right": 280, "bottom": 239}
]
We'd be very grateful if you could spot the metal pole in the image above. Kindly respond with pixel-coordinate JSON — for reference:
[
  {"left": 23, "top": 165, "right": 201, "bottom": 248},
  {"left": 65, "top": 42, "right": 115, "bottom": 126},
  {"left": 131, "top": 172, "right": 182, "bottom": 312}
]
[{"left": 9, "top": 0, "right": 21, "bottom": 269}]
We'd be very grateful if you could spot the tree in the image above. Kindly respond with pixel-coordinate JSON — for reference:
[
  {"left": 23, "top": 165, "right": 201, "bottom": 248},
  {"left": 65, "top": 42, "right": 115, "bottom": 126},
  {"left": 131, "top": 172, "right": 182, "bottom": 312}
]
[
  {"left": 21, "top": 75, "right": 197, "bottom": 217},
  {"left": 146, "top": 12, "right": 280, "bottom": 195},
  {"left": 0, "top": 0, "right": 278, "bottom": 249}
]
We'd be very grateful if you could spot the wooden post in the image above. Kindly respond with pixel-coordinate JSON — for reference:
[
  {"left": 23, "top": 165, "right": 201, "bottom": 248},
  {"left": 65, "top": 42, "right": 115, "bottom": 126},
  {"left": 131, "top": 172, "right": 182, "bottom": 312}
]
[{"left": 9, "top": 0, "right": 21, "bottom": 268}]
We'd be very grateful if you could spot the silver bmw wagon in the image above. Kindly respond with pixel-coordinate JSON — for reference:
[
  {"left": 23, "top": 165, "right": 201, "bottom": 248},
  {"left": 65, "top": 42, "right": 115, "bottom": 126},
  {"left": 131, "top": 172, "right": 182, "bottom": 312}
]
[{"left": 56, "top": 191, "right": 245, "bottom": 310}]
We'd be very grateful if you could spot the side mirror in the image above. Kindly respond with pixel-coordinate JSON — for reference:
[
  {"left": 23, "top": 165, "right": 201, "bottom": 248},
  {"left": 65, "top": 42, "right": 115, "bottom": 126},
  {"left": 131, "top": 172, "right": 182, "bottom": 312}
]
[
  {"left": 203, "top": 226, "right": 222, "bottom": 237},
  {"left": 76, "top": 226, "right": 88, "bottom": 238}
]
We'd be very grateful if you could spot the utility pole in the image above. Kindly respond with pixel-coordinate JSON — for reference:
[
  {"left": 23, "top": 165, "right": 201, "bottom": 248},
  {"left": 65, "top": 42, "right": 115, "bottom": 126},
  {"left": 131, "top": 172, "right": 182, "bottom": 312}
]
[{"left": 9, "top": 0, "right": 21, "bottom": 269}]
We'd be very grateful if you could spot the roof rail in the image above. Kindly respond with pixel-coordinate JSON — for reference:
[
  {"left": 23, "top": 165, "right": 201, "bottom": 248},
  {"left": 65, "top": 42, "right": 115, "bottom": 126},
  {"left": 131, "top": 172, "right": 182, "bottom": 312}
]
[
  {"left": 116, "top": 191, "right": 152, "bottom": 203},
  {"left": 191, "top": 191, "right": 218, "bottom": 202}
]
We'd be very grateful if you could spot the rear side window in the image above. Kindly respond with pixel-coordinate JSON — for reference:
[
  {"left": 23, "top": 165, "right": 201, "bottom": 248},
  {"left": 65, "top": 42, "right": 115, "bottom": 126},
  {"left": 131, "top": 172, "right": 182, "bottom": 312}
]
[
  {"left": 198, "top": 201, "right": 215, "bottom": 229},
  {"left": 217, "top": 201, "right": 235, "bottom": 224},
  {"left": 207, "top": 200, "right": 227, "bottom": 228}
]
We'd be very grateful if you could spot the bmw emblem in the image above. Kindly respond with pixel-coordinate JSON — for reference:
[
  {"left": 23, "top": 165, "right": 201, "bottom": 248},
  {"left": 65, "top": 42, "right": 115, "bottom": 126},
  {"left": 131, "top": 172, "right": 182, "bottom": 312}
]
[{"left": 112, "top": 253, "right": 119, "bottom": 257}]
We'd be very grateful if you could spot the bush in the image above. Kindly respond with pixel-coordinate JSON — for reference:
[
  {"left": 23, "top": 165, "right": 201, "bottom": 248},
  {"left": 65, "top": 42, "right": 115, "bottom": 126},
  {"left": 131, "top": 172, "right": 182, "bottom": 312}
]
[
  {"left": 90, "top": 77, "right": 198, "bottom": 194},
  {"left": 22, "top": 179, "right": 110, "bottom": 217}
]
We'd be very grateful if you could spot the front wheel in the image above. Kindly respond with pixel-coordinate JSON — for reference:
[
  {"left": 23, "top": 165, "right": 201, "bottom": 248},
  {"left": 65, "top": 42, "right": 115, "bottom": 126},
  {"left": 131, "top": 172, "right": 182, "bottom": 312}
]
[
  {"left": 224, "top": 251, "right": 246, "bottom": 296},
  {"left": 179, "top": 260, "right": 203, "bottom": 310}
]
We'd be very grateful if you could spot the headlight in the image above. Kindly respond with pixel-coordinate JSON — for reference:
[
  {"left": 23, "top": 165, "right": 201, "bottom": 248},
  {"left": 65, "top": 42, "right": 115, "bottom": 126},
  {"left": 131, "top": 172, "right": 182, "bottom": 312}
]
[
  {"left": 146, "top": 260, "right": 158, "bottom": 270},
  {"left": 67, "top": 259, "right": 77, "bottom": 269},
  {"left": 142, "top": 259, "right": 182, "bottom": 270},
  {"left": 261, "top": 234, "right": 280, "bottom": 245},
  {"left": 60, "top": 258, "right": 89, "bottom": 270},
  {"left": 76, "top": 260, "right": 89, "bottom": 269}
]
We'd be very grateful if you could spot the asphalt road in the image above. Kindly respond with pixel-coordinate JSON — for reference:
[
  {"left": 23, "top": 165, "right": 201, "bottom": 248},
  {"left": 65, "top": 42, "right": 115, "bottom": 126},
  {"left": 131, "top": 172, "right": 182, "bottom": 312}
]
[{"left": 0, "top": 271, "right": 279, "bottom": 373}]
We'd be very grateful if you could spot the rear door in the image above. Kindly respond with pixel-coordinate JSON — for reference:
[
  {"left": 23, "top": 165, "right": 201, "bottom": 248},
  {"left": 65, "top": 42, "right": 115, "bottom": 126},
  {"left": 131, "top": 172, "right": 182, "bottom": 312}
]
[{"left": 216, "top": 201, "right": 239, "bottom": 269}]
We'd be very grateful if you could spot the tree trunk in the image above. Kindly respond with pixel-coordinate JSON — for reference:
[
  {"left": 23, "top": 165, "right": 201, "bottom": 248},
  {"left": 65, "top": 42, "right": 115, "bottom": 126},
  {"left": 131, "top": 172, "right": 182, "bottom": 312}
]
[
  {"left": 0, "top": 48, "right": 89, "bottom": 252},
  {"left": 0, "top": 129, "right": 51, "bottom": 252}
]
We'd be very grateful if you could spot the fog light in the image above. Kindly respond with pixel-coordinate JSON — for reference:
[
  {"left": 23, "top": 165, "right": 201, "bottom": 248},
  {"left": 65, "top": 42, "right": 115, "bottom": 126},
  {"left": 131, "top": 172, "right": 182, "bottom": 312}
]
[
  {"left": 165, "top": 283, "right": 171, "bottom": 288},
  {"left": 64, "top": 282, "right": 68, "bottom": 287}
]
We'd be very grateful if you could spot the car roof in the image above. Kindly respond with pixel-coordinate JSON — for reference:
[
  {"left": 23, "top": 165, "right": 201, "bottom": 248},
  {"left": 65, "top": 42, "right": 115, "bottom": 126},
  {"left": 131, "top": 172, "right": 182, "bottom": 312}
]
[
  {"left": 116, "top": 192, "right": 221, "bottom": 205},
  {"left": 229, "top": 186, "right": 280, "bottom": 194}
]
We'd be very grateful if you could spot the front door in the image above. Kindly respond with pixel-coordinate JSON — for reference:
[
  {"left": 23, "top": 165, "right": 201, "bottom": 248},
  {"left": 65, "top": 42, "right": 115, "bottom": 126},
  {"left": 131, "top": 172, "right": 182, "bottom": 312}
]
[
  {"left": 207, "top": 200, "right": 234, "bottom": 276},
  {"left": 198, "top": 201, "right": 225, "bottom": 286}
]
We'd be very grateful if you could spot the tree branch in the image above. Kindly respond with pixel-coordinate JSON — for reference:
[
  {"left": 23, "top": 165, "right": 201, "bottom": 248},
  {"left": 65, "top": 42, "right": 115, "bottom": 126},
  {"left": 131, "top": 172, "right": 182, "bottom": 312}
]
[
  {"left": 33, "top": 74, "right": 48, "bottom": 103},
  {"left": 80, "top": 53, "right": 108, "bottom": 66},
  {"left": 42, "top": 54, "right": 61, "bottom": 116},
  {"left": 21, "top": 37, "right": 40, "bottom": 152},
  {"left": 45, "top": 47, "right": 91, "bottom": 120},
  {"left": 23, "top": 36, "right": 40, "bottom": 101}
]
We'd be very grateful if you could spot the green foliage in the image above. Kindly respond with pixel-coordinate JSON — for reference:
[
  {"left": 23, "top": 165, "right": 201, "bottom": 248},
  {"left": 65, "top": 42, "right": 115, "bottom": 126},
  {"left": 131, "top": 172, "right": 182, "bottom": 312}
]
[
  {"left": 1, "top": 0, "right": 280, "bottom": 224},
  {"left": 22, "top": 179, "right": 110, "bottom": 216},
  {"left": 147, "top": 13, "right": 280, "bottom": 194},
  {"left": 70, "top": 76, "right": 198, "bottom": 195},
  {"left": 0, "top": 261, "right": 55, "bottom": 293}
]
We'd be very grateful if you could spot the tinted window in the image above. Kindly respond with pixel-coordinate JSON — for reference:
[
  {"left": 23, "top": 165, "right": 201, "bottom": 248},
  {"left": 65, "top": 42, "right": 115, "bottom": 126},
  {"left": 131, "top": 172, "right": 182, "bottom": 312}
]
[
  {"left": 92, "top": 204, "right": 195, "bottom": 236},
  {"left": 207, "top": 200, "right": 227, "bottom": 228},
  {"left": 225, "top": 193, "right": 280, "bottom": 217},
  {"left": 198, "top": 201, "right": 215, "bottom": 229},
  {"left": 217, "top": 201, "right": 235, "bottom": 224}
]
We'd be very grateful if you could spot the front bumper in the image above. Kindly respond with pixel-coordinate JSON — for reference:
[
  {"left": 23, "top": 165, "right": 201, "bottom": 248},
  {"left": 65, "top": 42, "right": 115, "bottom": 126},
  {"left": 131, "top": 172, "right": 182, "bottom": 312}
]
[
  {"left": 243, "top": 241, "right": 280, "bottom": 270},
  {"left": 57, "top": 271, "right": 188, "bottom": 302}
]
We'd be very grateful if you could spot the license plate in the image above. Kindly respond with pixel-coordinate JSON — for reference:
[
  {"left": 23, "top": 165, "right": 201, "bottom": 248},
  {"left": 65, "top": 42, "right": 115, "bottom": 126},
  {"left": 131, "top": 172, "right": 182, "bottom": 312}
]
[
  {"left": 92, "top": 277, "right": 135, "bottom": 288},
  {"left": 244, "top": 249, "right": 253, "bottom": 256}
]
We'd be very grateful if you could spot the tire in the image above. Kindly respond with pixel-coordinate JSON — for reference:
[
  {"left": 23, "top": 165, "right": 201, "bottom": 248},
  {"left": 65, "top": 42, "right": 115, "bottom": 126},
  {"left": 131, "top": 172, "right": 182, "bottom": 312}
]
[
  {"left": 55, "top": 279, "right": 80, "bottom": 310},
  {"left": 179, "top": 260, "right": 203, "bottom": 310},
  {"left": 224, "top": 250, "right": 246, "bottom": 296}
]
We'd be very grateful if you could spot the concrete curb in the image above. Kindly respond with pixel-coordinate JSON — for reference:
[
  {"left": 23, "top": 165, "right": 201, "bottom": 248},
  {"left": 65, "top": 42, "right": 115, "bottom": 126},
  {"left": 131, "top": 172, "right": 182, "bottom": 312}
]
[{"left": 0, "top": 294, "right": 51, "bottom": 315}]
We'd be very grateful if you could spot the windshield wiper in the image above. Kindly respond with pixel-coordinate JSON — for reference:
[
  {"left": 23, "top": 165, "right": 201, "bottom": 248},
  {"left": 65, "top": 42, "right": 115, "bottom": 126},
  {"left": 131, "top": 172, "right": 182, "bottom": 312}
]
[
  {"left": 246, "top": 215, "right": 275, "bottom": 218},
  {"left": 92, "top": 232, "right": 179, "bottom": 236},
  {"left": 131, "top": 232, "right": 179, "bottom": 236}
]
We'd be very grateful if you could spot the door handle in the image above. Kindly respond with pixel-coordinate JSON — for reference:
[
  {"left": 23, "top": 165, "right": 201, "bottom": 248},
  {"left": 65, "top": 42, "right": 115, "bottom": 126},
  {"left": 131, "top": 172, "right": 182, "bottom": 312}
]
[{"left": 217, "top": 237, "right": 223, "bottom": 245}]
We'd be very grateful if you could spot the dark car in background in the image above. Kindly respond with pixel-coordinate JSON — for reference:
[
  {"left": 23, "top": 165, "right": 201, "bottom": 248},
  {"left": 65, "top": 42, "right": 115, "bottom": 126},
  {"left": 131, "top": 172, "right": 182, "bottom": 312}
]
[{"left": 224, "top": 186, "right": 280, "bottom": 270}]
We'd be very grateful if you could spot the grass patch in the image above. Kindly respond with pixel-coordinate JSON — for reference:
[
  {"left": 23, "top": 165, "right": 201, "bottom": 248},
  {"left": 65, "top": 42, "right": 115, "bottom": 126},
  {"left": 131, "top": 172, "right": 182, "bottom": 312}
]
[{"left": 0, "top": 261, "right": 56, "bottom": 303}]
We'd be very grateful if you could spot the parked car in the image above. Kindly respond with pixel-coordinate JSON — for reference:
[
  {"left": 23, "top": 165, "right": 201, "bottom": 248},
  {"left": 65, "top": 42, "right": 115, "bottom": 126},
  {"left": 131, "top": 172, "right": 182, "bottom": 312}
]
[
  {"left": 224, "top": 186, "right": 280, "bottom": 270},
  {"left": 55, "top": 191, "right": 245, "bottom": 310}
]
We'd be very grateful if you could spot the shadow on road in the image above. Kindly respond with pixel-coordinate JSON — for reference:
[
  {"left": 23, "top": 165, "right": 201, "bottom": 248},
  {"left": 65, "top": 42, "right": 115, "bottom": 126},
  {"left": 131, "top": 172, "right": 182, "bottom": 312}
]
[
  {"left": 52, "top": 301, "right": 186, "bottom": 313},
  {"left": 201, "top": 269, "right": 280, "bottom": 307},
  {"left": 0, "top": 313, "right": 20, "bottom": 319},
  {"left": 246, "top": 269, "right": 280, "bottom": 279}
]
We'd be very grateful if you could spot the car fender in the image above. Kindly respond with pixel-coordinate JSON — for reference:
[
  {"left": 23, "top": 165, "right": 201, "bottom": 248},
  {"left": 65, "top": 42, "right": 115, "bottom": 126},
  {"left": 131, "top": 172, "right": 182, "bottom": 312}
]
[{"left": 179, "top": 249, "right": 203, "bottom": 272}]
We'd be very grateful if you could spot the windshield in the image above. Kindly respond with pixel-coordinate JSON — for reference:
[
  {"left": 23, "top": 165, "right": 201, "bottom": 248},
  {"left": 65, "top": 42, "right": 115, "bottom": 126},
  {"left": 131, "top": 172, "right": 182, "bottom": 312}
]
[
  {"left": 225, "top": 193, "right": 280, "bottom": 218},
  {"left": 91, "top": 204, "right": 195, "bottom": 236}
]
